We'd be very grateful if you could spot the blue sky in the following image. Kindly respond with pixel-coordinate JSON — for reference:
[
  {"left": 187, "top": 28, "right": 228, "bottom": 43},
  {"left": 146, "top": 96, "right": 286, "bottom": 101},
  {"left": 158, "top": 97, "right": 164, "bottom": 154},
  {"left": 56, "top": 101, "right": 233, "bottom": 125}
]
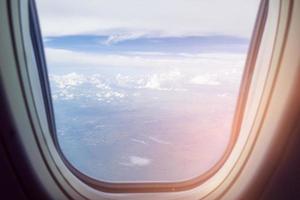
[
  {"left": 44, "top": 35, "right": 250, "bottom": 54},
  {"left": 37, "top": 0, "right": 260, "bottom": 70}
]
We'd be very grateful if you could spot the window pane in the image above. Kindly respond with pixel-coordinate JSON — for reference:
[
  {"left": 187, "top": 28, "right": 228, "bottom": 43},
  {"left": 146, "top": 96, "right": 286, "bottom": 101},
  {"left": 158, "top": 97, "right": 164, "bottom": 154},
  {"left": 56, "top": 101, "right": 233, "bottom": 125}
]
[{"left": 36, "top": 0, "right": 260, "bottom": 182}]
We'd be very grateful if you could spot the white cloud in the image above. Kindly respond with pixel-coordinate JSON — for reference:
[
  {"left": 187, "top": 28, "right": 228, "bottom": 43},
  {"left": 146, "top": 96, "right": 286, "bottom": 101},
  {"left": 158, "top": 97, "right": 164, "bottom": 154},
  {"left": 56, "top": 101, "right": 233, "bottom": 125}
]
[
  {"left": 46, "top": 48, "right": 245, "bottom": 97},
  {"left": 144, "top": 75, "right": 161, "bottom": 90},
  {"left": 49, "top": 70, "right": 187, "bottom": 102},
  {"left": 103, "top": 32, "right": 146, "bottom": 45},
  {"left": 129, "top": 156, "right": 151, "bottom": 166},
  {"left": 119, "top": 156, "right": 151, "bottom": 167},
  {"left": 47, "top": 49, "right": 245, "bottom": 101},
  {"left": 148, "top": 136, "right": 171, "bottom": 145},
  {"left": 36, "top": 0, "right": 260, "bottom": 38},
  {"left": 49, "top": 73, "right": 127, "bottom": 101},
  {"left": 131, "top": 138, "right": 147, "bottom": 145},
  {"left": 190, "top": 75, "right": 220, "bottom": 86},
  {"left": 51, "top": 72, "right": 85, "bottom": 88},
  {"left": 114, "top": 71, "right": 186, "bottom": 91},
  {"left": 142, "top": 70, "right": 182, "bottom": 91}
]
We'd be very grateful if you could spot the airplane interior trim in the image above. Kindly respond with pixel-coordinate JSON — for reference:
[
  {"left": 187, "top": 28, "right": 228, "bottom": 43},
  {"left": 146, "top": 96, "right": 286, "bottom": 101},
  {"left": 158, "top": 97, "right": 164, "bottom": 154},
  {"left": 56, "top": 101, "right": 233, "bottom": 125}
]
[{"left": 1, "top": 0, "right": 300, "bottom": 199}]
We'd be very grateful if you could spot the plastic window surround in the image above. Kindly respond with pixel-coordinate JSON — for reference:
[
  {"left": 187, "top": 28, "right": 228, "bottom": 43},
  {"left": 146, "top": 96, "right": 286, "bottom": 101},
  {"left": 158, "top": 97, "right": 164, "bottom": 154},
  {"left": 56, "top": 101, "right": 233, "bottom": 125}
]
[
  {"left": 1, "top": 0, "right": 288, "bottom": 199},
  {"left": 29, "top": 0, "right": 267, "bottom": 193}
]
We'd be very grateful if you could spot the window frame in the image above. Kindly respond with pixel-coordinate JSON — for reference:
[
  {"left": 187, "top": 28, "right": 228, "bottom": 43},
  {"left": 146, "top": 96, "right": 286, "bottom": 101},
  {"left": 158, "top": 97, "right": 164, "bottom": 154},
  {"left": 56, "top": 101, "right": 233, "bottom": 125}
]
[
  {"left": 2, "top": 0, "right": 293, "bottom": 199},
  {"left": 30, "top": 0, "right": 268, "bottom": 193},
  {"left": 32, "top": 0, "right": 268, "bottom": 193}
]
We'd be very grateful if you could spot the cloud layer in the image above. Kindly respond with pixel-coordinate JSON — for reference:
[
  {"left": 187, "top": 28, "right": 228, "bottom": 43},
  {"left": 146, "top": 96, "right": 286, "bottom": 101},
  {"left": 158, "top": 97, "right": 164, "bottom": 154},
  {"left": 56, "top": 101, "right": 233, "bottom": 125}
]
[{"left": 45, "top": 48, "right": 246, "bottom": 69}]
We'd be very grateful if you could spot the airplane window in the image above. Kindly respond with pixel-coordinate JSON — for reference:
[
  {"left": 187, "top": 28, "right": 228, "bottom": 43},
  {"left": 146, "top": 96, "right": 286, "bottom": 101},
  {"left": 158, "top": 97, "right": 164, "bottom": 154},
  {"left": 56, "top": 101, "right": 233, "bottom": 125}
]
[{"left": 36, "top": 0, "right": 260, "bottom": 184}]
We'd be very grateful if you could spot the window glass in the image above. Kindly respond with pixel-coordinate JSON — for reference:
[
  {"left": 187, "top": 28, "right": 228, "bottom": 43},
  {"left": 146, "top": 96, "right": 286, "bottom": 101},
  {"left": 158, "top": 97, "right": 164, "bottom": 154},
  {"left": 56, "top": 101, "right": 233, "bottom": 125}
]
[{"left": 36, "top": 0, "right": 260, "bottom": 182}]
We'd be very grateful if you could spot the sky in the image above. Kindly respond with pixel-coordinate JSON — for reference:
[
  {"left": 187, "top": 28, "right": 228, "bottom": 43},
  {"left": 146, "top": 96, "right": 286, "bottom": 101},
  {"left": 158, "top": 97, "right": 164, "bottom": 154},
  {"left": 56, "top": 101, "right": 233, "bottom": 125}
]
[
  {"left": 35, "top": 0, "right": 260, "bottom": 103},
  {"left": 36, "top": 0, "right": 260, "bottom": 71},
  {"left": 36, "top": 0, "right": 260, "bottom": 38}
]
